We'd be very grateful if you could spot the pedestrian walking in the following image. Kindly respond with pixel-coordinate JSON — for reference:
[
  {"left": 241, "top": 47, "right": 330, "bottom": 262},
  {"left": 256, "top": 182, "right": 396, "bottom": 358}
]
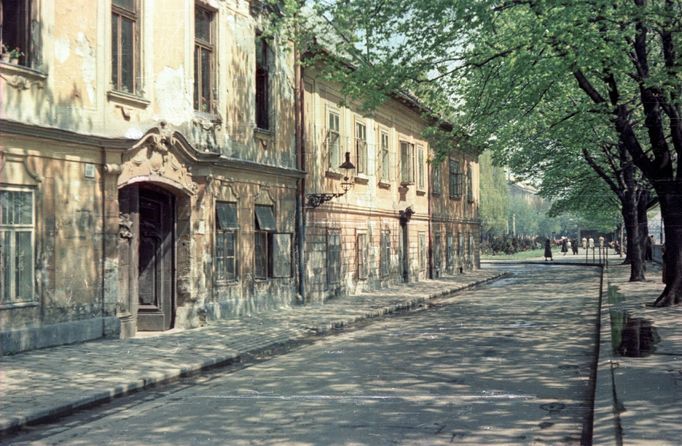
[
  {"left": 572, "top": 238, "right": 579, "bottom": 255},
  {"left": 561, "top": 237, "right": 568, "bottom": 256},
  {"left": 544, "top": 238, "right": 553, "bottom": 261}
]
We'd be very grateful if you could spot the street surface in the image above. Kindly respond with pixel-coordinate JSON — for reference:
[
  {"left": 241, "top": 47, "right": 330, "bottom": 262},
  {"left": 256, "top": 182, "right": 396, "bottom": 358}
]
[{"left": 7, "top": 264, "right": 602, "bottom": 445}]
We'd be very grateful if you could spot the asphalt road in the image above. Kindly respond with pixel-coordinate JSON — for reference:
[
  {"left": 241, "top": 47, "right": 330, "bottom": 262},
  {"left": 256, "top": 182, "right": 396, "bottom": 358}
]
[{"left": 7, "top": 264, "right": 602, "bottom": 445}]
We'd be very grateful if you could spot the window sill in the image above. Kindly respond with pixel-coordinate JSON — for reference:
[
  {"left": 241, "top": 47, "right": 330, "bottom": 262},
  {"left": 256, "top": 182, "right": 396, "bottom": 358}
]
[
  {"left": 107, "top": 90, "right": 150, "bottom": 109},
  {"left": 431, "top": 192, "right": 442, "bottom": 197},
  {"left": 416, "top": 189, "right": 426, "bottom": 196},
  {"left": 254, "top": 127, "right": 273, "bottom": 139},
  {"left": 0, "top": 62, "right": 47, "bottom": 88},
  {"left": 449, "top": 195, "right": 462, "bottom": 200},
  {"left": 0, "top": 300, "right": 39, "bottom": 310},
  {"left": 378, "top": 180, "right": 391, "bottom": 189},
  {"left": 400, "top": 181, "right": 414, "bottom": 187},
  {"left": 215, "top": 280, "right": 239, "bottom": 287},
  {"left": 354, "top": 175, "right": 369, "bottom": 185},
  {"left": 325, "top": 170, "right": 343, "bottom": 180}
]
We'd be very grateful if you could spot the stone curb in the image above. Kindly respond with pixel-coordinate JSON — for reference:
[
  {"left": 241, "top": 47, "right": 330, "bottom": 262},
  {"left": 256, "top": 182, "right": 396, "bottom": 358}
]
[{"left": 0, "top": 272, "right": 508, "bottom": 436}]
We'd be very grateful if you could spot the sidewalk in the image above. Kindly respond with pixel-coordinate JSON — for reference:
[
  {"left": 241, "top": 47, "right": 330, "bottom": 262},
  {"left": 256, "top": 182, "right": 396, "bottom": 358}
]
[
  {"left": 593, "top": 261, "right": 682, "bottom": 446},
  {"left": 0, "top": 269, "right": 505, "bottom": 435}
]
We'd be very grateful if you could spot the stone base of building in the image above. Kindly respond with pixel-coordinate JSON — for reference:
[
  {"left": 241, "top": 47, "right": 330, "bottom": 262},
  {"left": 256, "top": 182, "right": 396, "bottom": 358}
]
[{"left": 0, "top": 317, "right": 120, "bottom": 356}]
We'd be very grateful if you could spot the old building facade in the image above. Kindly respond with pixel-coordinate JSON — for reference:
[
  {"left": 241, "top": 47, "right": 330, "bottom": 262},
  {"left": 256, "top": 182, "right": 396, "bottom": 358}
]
[
  {"left": 1, "top": 0, "right": 302, "bottom": 354},
  {"left": 302, "top": 65, "right": 481, "bottom": 301},
  {"left": 1, "top": 0, "right": 480, "bottom": 355}
]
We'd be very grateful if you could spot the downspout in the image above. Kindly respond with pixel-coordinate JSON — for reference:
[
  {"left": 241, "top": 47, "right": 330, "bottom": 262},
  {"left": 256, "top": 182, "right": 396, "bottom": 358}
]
[
  {"left": 428, "top": 156, "right": 433, "bottom": 279},
  {"left": 100, "top": 145, "right": 107, "bottom": 337},
  {"left": 294, "top": 45, "right": 306, "bottom": 303}
]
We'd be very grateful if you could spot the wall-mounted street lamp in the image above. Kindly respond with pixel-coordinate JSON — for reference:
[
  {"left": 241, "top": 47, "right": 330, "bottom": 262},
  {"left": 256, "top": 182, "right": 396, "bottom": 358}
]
[{"left": 306, "top": 151, "right": 355, "bottom": 208}]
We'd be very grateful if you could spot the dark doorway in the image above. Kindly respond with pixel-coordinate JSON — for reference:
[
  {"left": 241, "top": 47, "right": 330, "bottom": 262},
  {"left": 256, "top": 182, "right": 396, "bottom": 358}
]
[{"left": 137, "top": 185, "right": 175, "bottom": 331}]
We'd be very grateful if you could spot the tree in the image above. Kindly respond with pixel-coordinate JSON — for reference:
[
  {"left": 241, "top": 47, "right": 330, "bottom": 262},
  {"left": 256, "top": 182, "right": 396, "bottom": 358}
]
[
  {"left": 277, "top": 0, "right": 682, "bottom": 306},
  {"left": 479, "top": 151, "right": 510, "bottom": 238}
]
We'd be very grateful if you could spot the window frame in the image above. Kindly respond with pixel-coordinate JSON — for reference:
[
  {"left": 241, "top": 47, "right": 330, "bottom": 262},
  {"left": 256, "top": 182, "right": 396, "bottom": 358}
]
[
  {"left": 326, "top": 228, "right": 342, "bottom": 287},
  {"left": 327, "top": 109, "right": 341, "bottom": 170},
  {"left": 255, "top": 33, "right": 271, "bottom": 130},
  {"left": 400, "top": 141, "right": 415, "bottom": 185},
  {"left": 380, "top": 229, "right": 391, "bottom": 277},
  {"left": 254, "top": 205, "right": 276, "bottom": 280},
  {"left": 467, "top": 163, "right": 474, "bottom": 203},
  {"left": 418, "top": 232, "right": 426, "bottom": 272},
  {"left": 0, "top": 187, "right": 35, "bottom": 306},
  {"left": 449, "top": 158, "right": 462, "bottom": 199},
  {"left": 417, "top": 146, "right": 425, "bottom": 191},
  {"left": 354, "top": 120, "right": 367, "bottom": 175},
  {"left": 111, "top": 0, "right": 140, "bottom": 95},
  {"left": 193, "top": 3, "right": 216, "bottom": 114},
  {"left": 1, "top": 0, "right": 32, "bottom": 67},
  {"left": 356, "top": 232, "right": 368, "bottom": 280},
  {"left": 378, "top": 129, "right": 390, "bottom": 182},
  {"left": 432, "top": 160, "right": 442, "bottom": 195},
  {"left": 214, "top": 201, "right": 238, "bottom": 284}
]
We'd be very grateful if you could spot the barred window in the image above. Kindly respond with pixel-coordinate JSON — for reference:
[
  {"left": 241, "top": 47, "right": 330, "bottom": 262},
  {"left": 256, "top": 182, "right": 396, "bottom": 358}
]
[
  {"left": 112, "top": 0, "right": 139, "bottom": 94},
  {"left": 380, "top": 230, "right": 391, "bottom": 277},
  {"left": 449, "top": 158, "right": 462, "bottom": 198},
  {"left": 215, "top": 202, "right": 238, "bottom": 282},
  {"left": 357, "top": 233, "right": 368, "bottom": 279},
  {"left": 327, "top": 111, "right": 341, "bottom": 169},
  {"left": 355, "top": 122, "right": 367, "bottom": 174},
  {"left": 194, "top": 5, "right": 215, "bottom": 113},
  {"left": 0, "top": 189, "right": 34, "bottom": 304},
  {"left": 446, "top": 233, "right": 454, "bottom": 273},
  {"left": 327, "top": 229, "right": 341, "bottom": 286}
]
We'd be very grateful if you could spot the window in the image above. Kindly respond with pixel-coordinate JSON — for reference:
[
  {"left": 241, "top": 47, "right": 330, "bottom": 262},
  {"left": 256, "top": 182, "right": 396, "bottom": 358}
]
[
  {"left": 0, "top": 189, "right": 34, "bottom": 304},
  {"left": 254, "top": 205, "right": 276, "bottom": 279},
  {"left": 446, "top": 233, "right": 454, "bottom": 273},
  {"left": 418, "top": 232, "right": 426, "bottom": 272},
  {"left": 380, "top": 230, "right": 391, "bottom": 277},
  {"left": 215, "top": 202, "right": 238, "bottom": 282},
  {"left": 467, "top": 164, "right": 474, "bottom": 203},
  {"left": 356, "top": 233, "right": 368, "bottom": 279},
  {"left": 417, "top": 146, "right": 425, "bottom": 190},
  {"left": 327, "top": 111, "right": 341, "bottom": 170},
  {"left": 379, "top": 131, "right": 390, "bottom": 181},
  {"left": 449, "top": 158, "right": 462, "bottom": 198},
  {"left": 194, "top": 5, "right": 215, "bottom": 113},
  {"left": 433, "top": 232, "right": 441, "bottom": 274},
  {"left": 400, "top": 141, "right": 414, "bottom": 184},
  {"left": 458, "top": 232, "right": 464, "bottom": 267},
  {"left": 255, "top": 35, "right": 270, "bottom": 130},
  {"left": 327, "top": 229, "right": 341, "bottom": 286},
  {"left": 432, "top": 161, "right": 442, "bottom": 194},
  {"left": 111, "top": 0, "right": 139, "bottom": 94},
  {"left": 1, "top": 0, "right": 31, "bottom": 66},
  {"left": 355, "top": 121, "right": 367, "bottom": 174}
]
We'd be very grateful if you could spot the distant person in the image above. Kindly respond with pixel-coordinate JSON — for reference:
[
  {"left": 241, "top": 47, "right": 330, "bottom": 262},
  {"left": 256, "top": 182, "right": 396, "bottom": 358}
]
[
  {"left": 645, "top": 235, "right": 653, "bottom": 261},
  {"left": 544, "top": 238, "right": 553, "bottom": 261},
  {"left": 614, "top": 240, "right": 621, "bottom": 255},
  {"left": 572, "top": 238, "right": 579, "bottom": 255},
  {"left": 561, "top": 238, "right": 568, "bottom": 256}
]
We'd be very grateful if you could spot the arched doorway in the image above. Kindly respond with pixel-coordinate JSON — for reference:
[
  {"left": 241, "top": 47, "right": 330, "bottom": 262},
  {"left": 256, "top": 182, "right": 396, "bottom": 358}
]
[{"left": 119, "top": 183, "right": 176, "bottom": 331}]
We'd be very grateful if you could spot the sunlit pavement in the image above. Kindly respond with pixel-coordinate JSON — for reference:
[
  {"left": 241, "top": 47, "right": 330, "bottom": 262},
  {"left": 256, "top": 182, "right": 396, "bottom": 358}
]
[
  {"left": 0, "top": 269, "right": 503, "bottom": 437},
  {"left": 593, "top": 261, "right": 682, "bottom": 446},
  {"left": 5, "top": 264, "right": 602, "bottom": 445}
]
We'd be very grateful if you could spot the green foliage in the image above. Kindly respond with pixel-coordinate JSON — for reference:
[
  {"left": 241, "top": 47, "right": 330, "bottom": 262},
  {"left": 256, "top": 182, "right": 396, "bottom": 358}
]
[{"left": 479, "top": 151, "right": 509, "bottom": 235}]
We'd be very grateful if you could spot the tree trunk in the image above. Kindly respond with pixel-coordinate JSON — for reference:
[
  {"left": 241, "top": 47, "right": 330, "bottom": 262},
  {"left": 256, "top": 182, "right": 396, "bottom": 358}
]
[
  {"left": 637, "top": 190, "right": 650, "bottom": 269},
  {"left": 653, "top": 180, "right": 682, "bottom": 306},
  {"left": 622, "top": 191, "right": 646, "bottom": 281}
]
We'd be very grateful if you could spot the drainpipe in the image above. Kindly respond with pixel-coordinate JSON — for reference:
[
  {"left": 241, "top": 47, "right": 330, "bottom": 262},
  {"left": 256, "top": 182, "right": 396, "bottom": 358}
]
[
  {"left": 428, "top": 157, "right": 433, "bottom": 279},
  {"left": 100, "top": 145, "right": 107, "bottom": 337},
  {"left": 294, "top": 45, "right": 306, "bottom": 303}
]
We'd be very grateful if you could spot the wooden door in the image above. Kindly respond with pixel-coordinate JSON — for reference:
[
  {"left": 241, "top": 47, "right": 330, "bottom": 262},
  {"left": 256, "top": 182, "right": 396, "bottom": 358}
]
[{"left": 137, "top": 186, "right": 174, "bottom": 331}]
